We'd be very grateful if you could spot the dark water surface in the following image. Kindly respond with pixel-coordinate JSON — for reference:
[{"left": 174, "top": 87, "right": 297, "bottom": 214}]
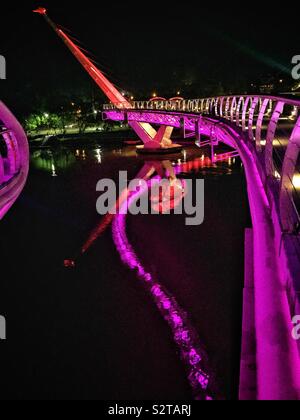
[{"left": 0, "top": 142, "right": 251, "bottom": 400}]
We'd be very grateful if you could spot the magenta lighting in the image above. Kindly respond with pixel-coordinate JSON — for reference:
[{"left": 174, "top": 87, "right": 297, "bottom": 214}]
[
  {"left": 112, "top": 180, "right": 217, "bottom": 400},
  {"left": 106, "top": 95, "right": 300, "bottom": 400},
  {"left": 0, "top": 101, "right": 29, "bottom": 219},
  {"left": 33, "top": 7, "right": 300, "bottom": 399}
]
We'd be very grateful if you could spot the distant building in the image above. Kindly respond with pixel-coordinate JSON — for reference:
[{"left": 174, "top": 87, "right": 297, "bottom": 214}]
[
  {"left": 259, "top": 83, "right": 275, "bottom": 94},
  {"left": 280, "top": 81, "right": 300, "bottom": 98}
]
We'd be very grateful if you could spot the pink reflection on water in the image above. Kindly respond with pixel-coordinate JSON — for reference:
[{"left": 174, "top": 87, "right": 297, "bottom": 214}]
[{"left": 112, "top": 180, "right": 219, "bottom": 400}]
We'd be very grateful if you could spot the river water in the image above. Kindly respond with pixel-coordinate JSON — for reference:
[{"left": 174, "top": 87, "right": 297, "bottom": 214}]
[{"left": 0, "top": 142, "right": 251, "bottom": 400}]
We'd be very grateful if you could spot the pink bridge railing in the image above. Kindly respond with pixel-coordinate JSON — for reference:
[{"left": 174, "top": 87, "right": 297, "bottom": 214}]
[
  {"left": 104, "top": 95, "right": 300, "bottom": 234},
  {"left": 104, "top": 95, "right": 300, "bottom": 399},
  {"left": 0, "top": 101, "right": 29, "bottom": 219}
]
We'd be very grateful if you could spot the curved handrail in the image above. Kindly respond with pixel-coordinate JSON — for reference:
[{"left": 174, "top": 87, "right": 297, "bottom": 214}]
[
  {"left": 104, "top": 102, "right": 300, "bottom": 398},
  {"left": 0, "top": 101, "right": 29, "bottom": 219},
  {"left": 103, "top": 94, "right": 300, "bottom": 111},
  {"left": 104, "top": 94, "right": 300, "bottom": 234}
]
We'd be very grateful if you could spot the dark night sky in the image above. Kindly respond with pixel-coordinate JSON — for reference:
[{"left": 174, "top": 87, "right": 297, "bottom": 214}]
[{"left": 0, "top": 1, "right": 299, "bottom": 116}]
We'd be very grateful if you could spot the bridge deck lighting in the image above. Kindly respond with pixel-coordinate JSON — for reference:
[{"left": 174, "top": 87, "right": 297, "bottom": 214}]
[
  {"left": 293, "top": 174, "right": 300, "bottom": 189},
  {"left": 274, "top": 171, "right": 281, "bottom": 180}
]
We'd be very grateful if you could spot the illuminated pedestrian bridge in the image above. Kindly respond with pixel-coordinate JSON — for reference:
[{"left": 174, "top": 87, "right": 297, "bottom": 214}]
[
  {"left": 103, "top": 94, "right": 300, "bottom": 399},
  {"left": 12, "top": 7, "right": 298, "bottom": 400}
]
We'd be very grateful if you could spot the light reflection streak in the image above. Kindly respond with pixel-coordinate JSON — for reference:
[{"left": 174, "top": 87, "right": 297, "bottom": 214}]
[
  {"left": 79, "top": 155, "right": 221, "bottom": 256},
  {"left": 65, "top": 152, "right": 230, "bottom": 398},
  {"left": 78, "top": 153, "right": 235, "bottom": 257},
  {"left": 80, "top": 160, "right": 186, "bottom": 255},
  {"left": 112, "top": 180, "right": 220, "bottom": 400},
  {"left": 51, "top": 161, "right": 57, "bottom": 177},
  {"left": 95, "top": 148, "right": 102, "bottom": 164}
]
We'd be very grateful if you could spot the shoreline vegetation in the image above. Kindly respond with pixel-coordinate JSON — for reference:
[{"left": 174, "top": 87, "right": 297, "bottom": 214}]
[
  {"left": 28, "top": 127, "right": 138, "bottom": 148},
  {"left": 27, "top": 126, "right": 185, "bottom": 148}
]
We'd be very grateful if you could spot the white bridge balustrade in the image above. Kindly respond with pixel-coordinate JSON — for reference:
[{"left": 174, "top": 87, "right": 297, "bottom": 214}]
[{"left": 0, "top": 101, "right": 29, "bottom": 219}]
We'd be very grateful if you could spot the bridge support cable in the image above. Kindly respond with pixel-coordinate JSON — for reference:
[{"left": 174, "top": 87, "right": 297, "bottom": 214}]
[{"left": 34, "top": 8, "right": 179, "bottom": 151}]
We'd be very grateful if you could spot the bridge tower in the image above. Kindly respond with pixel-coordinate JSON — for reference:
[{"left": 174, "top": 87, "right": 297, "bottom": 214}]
[{"left": 33, "top": 8, "right": 181, "bottom": 153}]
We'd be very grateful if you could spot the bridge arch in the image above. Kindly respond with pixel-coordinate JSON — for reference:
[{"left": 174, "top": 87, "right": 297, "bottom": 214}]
[{"left": 0, "top": 101, "right": 29, "bottom": 219}]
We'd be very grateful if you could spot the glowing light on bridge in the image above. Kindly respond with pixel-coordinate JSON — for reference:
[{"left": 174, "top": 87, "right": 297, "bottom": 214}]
[{"left": 292, "top": 174, "right": 300, "bottom": 189}]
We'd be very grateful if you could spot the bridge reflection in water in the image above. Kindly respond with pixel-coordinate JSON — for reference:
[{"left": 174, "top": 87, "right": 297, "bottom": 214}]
[
  {"left": 31, "top": 8, "right": 300, "bottom": 399},
  {"left": 0, "top": 144, "right": 247, "bottom": 399},
  {"left": 75, "top": 154, "right": 229, "bottom": 399}
]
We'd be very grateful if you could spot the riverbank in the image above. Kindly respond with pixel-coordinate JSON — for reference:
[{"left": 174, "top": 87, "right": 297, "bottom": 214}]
[
  {"left": 28, "top": 129, "right": 140, "bottom": 148},
  {"left": 27, "top": 128, "right": 192, "bottom": 149}
]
